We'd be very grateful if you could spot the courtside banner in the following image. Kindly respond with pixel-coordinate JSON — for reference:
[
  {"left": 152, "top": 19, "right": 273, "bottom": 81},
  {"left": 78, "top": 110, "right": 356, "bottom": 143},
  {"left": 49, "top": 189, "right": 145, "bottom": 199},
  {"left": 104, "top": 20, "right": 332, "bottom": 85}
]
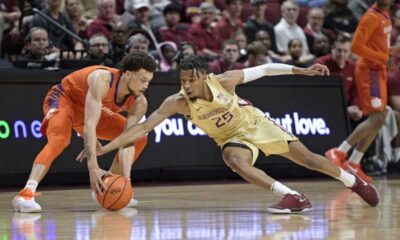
[{"left": 0, "top": 69, "right": 350, "bottom": 181}]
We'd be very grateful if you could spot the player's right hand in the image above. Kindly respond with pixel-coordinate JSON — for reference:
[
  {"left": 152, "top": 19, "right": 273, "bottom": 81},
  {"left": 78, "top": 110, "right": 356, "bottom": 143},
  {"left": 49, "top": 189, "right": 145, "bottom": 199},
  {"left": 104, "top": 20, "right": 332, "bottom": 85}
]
[{"left": 88, "top": 166, "right": 112, "bottom": 195}]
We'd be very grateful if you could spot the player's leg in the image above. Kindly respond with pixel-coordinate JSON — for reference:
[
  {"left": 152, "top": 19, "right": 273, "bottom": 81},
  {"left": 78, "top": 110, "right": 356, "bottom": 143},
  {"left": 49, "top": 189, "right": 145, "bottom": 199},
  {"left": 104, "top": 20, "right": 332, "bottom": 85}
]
[
  {"left": 280, "top": 141, "right": 379, "bottom": 207},
  {"left": 222, "top": 142, "right": 311, "bottom": 214},
  {"left": 13, "top": 108, "right": 74, "bottom": 213}
]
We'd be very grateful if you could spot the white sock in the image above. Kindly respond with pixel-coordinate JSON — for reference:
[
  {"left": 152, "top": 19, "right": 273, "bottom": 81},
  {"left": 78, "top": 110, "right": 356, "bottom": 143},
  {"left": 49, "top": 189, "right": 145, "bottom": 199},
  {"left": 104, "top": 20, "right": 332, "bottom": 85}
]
[
  {"left": 271, "top": 181, "right": 299, "bottom": 196},
  {"left": 349, "top": 150, "right": 364, "bottom": 164},
  {"left": 336, "top": 168, "right": 356, "bottom": 187},
  {"left": 338, "top": 141, "right": 352, "bottom": 153},
  {"left": 25, "top": 180, "right": 38, "bottom": 192}
]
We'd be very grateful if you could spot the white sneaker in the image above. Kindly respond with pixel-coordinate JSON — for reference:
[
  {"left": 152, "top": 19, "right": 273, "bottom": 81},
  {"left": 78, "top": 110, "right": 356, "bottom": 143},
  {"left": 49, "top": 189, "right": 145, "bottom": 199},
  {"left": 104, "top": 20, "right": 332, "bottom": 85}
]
[
  {"left": 12, "top": 189, "right": 42, "bottom": 213},
  {"left": 92, "top": 191, "right": 138, "bottom": 207}
]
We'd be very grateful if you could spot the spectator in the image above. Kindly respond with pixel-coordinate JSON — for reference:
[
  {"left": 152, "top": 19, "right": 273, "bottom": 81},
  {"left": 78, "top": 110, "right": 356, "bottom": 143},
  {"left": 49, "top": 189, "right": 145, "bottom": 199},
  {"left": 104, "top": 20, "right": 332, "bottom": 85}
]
[
  {"left": 64, "top": 0, "right": 91, "bottom": 38},
  {"left": 85, "top": 0, "right": 119, "bottom": 39},
  {"left": 255, "top": 30, "right": 281, "bottom": 62},
  {"left": 21, "top": 27, "right": 52, "bottom": 61},
  {"left": 158, "top": 41, "right": 177, "bottom": 72},
  {"left": 86, "top": 33, "right": 113, "bottom": 66},
  {"left": 284, "top": 38, "right": 313, "bottom": 67},
  {"left": 110, "top": 22, "right": 128, "bottom": 65},
  {"left": 274, "top": 0, "right": 309, "bottom": 54},
  {"left": 0, "top": 0, "right": 21, "bottom": 57},
  {"left": 31, "top": 0, "right": 77, "bottom": 51},
  {"left": 312, "top": 33, "right": 331, "bottom": 57},
  {"left": 303, "top": 7, "right": 333, "bottom": 53},
  {"left": 159, "top": 3, "right": 189, "bottom": 46},
  {"left": 187, "top": 2, "right": 223, "bottom": 59},
  {"left": 126, "top": 0, "right": 162, "bottom": 51},
  {"left": 80, "top": 0, "right": 99, "bottom": 19},
  {"left": 209, "top": 39, "right": 243, "bottom": 74},
  {"left": 173, "top": 41, "right": 197, "bottom": 69},
  {"left": 315, "top": 33, "right": 360, "bottom": 121},
  {"left": 244, "top": 40, "right": 268, "bottom": 67},
  {"left": 244, "top": 0, "right": 277, "bottom": 52},
  {"left": 323, "top": 0, "right": 358, "bottom": 34},
  {"left": 215, "top": 0, "right": 244, "bottom": 41},
  {"left": 233, "top": 30, "right": 248, "bottom": 62},
  {"left": 125, "top": 32, "right": 150, "bottom": 55}
]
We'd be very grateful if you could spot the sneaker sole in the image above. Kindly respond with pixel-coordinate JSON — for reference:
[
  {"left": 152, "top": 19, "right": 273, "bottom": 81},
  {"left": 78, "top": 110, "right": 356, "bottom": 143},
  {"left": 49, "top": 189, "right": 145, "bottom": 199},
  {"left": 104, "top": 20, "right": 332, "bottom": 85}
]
[{"left": 266, "top": 207, "right": 312, "bottom": 214}]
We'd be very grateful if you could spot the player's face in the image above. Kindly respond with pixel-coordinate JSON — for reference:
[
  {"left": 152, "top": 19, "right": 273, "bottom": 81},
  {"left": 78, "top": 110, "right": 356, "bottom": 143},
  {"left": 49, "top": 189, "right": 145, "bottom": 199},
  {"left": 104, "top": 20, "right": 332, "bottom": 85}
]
[
  {"left": 180, "top": 69, "right": 207, "bottom": 100},
  {"left": 126, "top": 69, "right": 153, "bottom": 97}
]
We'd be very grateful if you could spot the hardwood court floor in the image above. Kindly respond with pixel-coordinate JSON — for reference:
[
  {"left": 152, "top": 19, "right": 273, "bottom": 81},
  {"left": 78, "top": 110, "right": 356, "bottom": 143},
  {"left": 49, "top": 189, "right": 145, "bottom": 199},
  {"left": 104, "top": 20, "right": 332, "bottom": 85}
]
[{"left": 1, "top": 178, "right": 399, "bottom": 240}]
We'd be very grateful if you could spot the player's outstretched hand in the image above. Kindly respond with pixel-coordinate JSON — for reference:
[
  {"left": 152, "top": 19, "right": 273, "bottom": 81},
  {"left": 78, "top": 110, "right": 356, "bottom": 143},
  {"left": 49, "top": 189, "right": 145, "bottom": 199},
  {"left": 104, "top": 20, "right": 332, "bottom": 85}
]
[
  {"left": 304, "top": 63, "right": 330, "bottom": 76},
  {"left": 89, "top": 166, "right": 112, "bottom": 195},
  {"left": 76, "top": 141, "right": 104, "bottom": 163}
]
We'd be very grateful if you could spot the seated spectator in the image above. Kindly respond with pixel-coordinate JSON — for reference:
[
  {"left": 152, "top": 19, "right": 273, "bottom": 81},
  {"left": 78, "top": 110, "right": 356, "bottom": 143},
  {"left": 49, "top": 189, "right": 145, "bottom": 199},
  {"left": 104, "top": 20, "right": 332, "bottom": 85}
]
[
  {"left": 172, "top": 41, "right": 197, "bottom": 69},
  {"left": 85, "top": 0, "right": 119, "bottom": 39},
  {"left": 284, "top": 38, "right": 314, "bottom": 67},
  {"left": 125, "top": 32, "right": 150, "bottom": 55},
  {"left": 244, "top": 40, "right": 268, "bottom": 67},
  {"left": 255, "top": 30, "right": 282, "bottom": 62},
  {"left": 303, "top": 7, "right": 334, "bottom": 53},
  {"left": 323, "top": 0, "right": 357, "bottom": 34},
  {"left": 159, "top": 3, "right": 189, "bottom": 46},
  {"left": 187, "top": 2, "right": 223, "bottom": 59},
  {"left": 244, "top": 0, "right": 277, "bottom": 52},
  {"left": 312, "top": 33, "right": 331, "bottom": 57},
  {"left": 110, "top": 22, "right": 128, "bottom": 65},
  {"left": 233, "top": 30, "right": 248, "bottom": 62},
  {"left": 158, "top": 41, "right": 177, "bottom": 72},
  {"left": 314, "top": 33, "right": 360, "bottom": 122},
  {"left": 126, "top": 0, "right": 162, "bottom": 51},
  {"left": 0, "top": 0, "right": 22, "bottom": 58},
  {"left": 209, "top": 39, "right": 243, "bottom": 74},
  {"left": 215, "top": 0, "right": 244, "bottom": 41},
  {"left": 274, "top": 0, "right": 309, "bottom": 55},
  {"left": 31, "top": 0, "right": 77, "bottom": 52},
  {"left": 64, "top": 0, "right": 92, "bottom": 38},
  {"left": 85, "top": 33, "right": 113, "bottom": 66}
]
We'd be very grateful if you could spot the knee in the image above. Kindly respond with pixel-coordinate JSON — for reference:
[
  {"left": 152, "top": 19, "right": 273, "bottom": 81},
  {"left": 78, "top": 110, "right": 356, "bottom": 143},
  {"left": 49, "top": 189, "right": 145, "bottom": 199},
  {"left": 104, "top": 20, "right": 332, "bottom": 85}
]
[
  {"left": 223, "top": 152, "right": 248, "bottom": 172},
  {"left": 49, "top": 135, "right": 70, "bottom": 151},
  {"left": 369, "top": 112, "right": 386, "bottom": 127}
]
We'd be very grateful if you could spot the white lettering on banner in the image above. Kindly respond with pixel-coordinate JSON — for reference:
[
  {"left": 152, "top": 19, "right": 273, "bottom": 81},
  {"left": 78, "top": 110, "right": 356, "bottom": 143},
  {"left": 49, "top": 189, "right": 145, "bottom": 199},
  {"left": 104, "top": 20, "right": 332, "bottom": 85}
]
[{"left": 153, "top": 112, "right": 330, "bottom": 143}]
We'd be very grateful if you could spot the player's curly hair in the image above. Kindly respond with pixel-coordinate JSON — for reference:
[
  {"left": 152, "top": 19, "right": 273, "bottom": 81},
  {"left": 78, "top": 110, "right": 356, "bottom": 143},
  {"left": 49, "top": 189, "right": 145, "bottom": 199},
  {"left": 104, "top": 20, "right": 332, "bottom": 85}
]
[
  {"left": 122, "top": 52, "right": 157, "bottom": 72},
  {"left": 178, "top": 55, "right": 209, "bottom": 77}
]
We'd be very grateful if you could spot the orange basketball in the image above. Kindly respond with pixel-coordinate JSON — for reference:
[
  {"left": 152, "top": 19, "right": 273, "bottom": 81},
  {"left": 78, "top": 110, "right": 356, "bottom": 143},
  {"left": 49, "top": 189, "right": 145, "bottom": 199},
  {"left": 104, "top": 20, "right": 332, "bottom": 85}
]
[{"left": 97, "top": 175, "right": 133, "bottom": 210}]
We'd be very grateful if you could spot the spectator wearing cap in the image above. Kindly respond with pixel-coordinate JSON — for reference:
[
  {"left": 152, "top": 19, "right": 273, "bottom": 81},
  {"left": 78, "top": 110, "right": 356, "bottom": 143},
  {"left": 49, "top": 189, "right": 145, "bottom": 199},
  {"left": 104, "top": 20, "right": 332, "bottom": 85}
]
[
  {"left": 209, "top": 39, "right": 243, "bottom": 74},
  {"left": 187, "top": 2, "right": 223, "bottom": 59},
  {"left": 274, "top": 0, "right": 309, "bottom": 55},
  {"left": 85, "top": 0, "right": 119, "bottom": 39},
  {"left": 244, "top": 0, "right": 277, "bottom": 52},
  {"left": 126, "top": 0, "right": 162, "bottom": 51},
  {"left": 159, "top": 3, "right": 189, "bottom": 46},
  {"left": 215, "top": 0, "right": 244, "bottom": 41}
]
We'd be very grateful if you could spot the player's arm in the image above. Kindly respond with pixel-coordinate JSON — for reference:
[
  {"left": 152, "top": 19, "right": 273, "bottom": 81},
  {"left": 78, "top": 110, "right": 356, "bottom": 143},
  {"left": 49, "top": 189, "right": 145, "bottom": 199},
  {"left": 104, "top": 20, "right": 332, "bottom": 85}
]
[
  {"left": 217, "top": 63, "right": 329, "bottom": 91},
  {"left": 118, "top": 95, "right": 148, "bottom": 180},
  {"left": 351, "top": 14, "right": 388, "bottom": 64},
  {"left": 100, "top": 94, "right": 184, "bottom": 155},
  {"left": 84, "top": 69, "right": 112, "bottom": 194}
]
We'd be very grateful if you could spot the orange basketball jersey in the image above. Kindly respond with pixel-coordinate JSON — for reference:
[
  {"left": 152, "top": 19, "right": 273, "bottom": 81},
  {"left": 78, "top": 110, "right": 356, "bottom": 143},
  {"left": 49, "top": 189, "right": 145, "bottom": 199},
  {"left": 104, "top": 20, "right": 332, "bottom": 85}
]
[
  {"left": 56, "top": 65, "right": 136, "bottom": 113},
  {"left": 352, "top": 4, "right": 392, "bottom": 69}
]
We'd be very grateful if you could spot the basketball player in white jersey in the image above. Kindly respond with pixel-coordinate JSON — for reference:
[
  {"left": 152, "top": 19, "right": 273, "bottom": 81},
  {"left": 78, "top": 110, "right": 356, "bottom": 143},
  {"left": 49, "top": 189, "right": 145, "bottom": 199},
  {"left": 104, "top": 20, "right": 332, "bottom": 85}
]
[{"left": 80, "top": 56, "right": 380, "bottom": 213}]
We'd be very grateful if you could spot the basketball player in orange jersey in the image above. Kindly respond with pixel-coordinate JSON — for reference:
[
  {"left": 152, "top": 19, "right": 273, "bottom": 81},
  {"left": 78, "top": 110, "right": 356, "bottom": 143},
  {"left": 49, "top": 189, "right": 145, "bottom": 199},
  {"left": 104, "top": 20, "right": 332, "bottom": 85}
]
[
  {"left": 12, "top": 52, "right": 157, "bottom": 213},
  {"left": 82, "top": 56, "right": 380, "bottom": 214},
  {"left": 325, "top": 0, "right": 400, "bottom": 183}
]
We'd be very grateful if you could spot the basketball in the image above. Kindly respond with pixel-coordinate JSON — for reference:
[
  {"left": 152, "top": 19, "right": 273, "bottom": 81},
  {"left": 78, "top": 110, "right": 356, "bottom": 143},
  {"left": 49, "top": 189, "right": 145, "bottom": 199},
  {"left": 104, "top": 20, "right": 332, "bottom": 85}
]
[{"left": 96, "top": 175, "right": 133, "bottom": 210}]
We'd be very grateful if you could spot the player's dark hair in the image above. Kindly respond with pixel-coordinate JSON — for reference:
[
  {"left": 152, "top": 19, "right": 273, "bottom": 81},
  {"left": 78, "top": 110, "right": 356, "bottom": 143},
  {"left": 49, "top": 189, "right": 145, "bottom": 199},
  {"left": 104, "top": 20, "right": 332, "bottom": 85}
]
[
  {"left": 178, "top": 55, "right": 209, "bottom": 77},
  {"left": 122, "top": 52, "right": 157, "bottom": 72}
]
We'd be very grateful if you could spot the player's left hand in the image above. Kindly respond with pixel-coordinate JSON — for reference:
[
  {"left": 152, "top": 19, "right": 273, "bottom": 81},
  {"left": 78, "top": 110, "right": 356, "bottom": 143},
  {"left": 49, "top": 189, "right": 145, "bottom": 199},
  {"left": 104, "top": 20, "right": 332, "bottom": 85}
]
[
  {"left": 76, "top": 141, "right": 104, "bottom": 162},
  {"left": 305, "top": 64, "right": 330, "bottom": 76}
]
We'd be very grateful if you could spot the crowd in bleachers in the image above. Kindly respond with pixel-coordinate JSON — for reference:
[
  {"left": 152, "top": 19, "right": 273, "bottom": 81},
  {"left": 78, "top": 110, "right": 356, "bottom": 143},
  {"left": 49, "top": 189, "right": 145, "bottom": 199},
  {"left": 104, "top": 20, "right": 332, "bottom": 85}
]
[{"left": 0, "top": 0, "right": 400, "bottom": 174}]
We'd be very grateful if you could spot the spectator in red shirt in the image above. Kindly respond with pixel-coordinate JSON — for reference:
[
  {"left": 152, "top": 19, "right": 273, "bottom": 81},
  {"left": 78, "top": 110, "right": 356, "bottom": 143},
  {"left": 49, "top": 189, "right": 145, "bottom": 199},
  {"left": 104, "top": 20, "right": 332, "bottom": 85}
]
[
  {"left": 85, "top": 0, "right": 119, "bottom": 39},
  {"left": 215, "top": 0, "right": 244, "bottom": 41},
  {"left": 187, "top": 2, "right": 223, "bottom": 59},
  {"left": 315, "top": 33, "right": 361, "bottom": 122},
  {"left": 159, "top": 3, "right": 189, "bottom": 46},
  {"left": 209, "top": 39, "right": 243, "bottom": 74}
]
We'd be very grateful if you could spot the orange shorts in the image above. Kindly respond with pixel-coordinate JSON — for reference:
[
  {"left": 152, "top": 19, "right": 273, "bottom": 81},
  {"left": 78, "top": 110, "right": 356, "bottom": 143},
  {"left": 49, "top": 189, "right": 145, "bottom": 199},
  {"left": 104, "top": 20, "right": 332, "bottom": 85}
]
[{"left": 355, "top": 63, "right": 387, "bottom": 115}]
